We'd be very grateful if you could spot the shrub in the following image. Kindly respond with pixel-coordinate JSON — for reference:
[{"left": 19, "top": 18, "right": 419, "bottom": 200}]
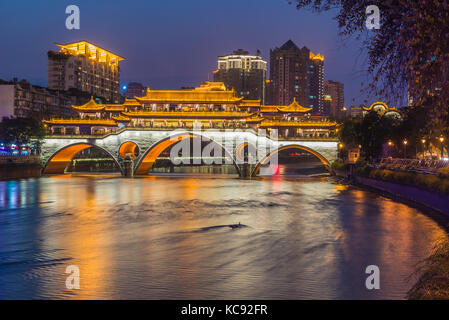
[
  {"left": 331, "top": 159, "right": 348, "bottom": 171},
  {"left": 408, "top": 239, "right": 449, "bottom": 300},
  {"left": 369, "top": 169, "right": 449, "bottom": 195},
  {"left": 437, "top": 167, "right": 449, "bottom": 179}
]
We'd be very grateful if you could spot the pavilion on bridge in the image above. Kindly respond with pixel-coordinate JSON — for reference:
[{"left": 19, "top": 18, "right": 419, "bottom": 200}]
[{"left": 43, "top": 81, "right": 338, "bottom": 139}]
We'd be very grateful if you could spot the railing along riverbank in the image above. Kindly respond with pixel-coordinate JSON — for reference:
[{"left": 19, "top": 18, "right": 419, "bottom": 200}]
[
  {"left": 335, "top": 159, "right": 449, "bottom": 217},
  {"left": 0, "top": 155, "right": 41, "bottom": 180}
]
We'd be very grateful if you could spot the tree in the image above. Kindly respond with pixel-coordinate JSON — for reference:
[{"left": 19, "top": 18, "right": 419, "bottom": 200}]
[
  {"left": 339, "top": 111, "right": 402, "bottom": 161},
  {"left": 294, "top": 1, "right": 449, "bottom": 121},
  {"left": 0, "top": 117, "right": 46, "bottom": 153}
]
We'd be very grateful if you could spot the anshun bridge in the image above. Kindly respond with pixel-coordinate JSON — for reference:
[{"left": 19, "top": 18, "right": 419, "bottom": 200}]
[{"left": 39, "top": 81, "right": 339, "bottom": 176}]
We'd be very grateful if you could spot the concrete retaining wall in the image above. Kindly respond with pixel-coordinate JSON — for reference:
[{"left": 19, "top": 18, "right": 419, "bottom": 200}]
[{"left": 354, "top": 175, "right": 449, "bottom": 216}]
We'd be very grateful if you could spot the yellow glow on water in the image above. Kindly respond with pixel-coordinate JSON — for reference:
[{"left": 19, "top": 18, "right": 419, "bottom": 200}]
[{"left": 334, "top": 184, "right": 348, "bottom": 193}]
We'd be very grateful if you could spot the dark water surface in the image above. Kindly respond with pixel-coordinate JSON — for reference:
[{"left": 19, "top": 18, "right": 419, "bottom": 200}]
[{"left": 0, "top": 174, "right": 446, "bottom": 299}]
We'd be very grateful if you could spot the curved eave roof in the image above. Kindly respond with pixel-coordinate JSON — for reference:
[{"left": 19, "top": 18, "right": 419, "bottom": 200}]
[
  {"left": 104, "top": 105, "right": 126, "bottom": 112},
  {"left": 134, "top": 90, "right": 244, "bottom": 104},
  {"left": 72, "top": 97, "right": 104, "bottom": 111},
  {"left": 43, "top": 119, "right": 118, "bottom": 126},
  {"left": 121, "top": 111, "right": 253, "bottom": 119},
  {"left": 259, "top": 120, "right": 337, "bottom": 127},
  {"left": 111, "top": 116, "right": 131, "bottom": 122}
]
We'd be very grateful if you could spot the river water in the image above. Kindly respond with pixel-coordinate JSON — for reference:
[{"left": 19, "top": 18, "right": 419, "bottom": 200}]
[{"left": 0, "top": 174, "right": 447, "bottom": 299}]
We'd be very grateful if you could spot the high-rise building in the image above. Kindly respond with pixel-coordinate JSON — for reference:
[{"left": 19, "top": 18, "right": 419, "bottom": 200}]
[
  {"left": 213, "top": 49, "right": 267, "bottom": 104},
  {"left": 48, "top": 41, "right": 124, "bottom": 104},
  {"left": 124, "top": 82, "right": 148, "bottom": 99},
  {"left": 0, "top": 78, "right": 75, "bottom": 119},
  {"left": 268, "top": 40, "right": 324, "bottom": 113},
  {"left": 323, "top": 80, "right": 344, "bottom": 118}
]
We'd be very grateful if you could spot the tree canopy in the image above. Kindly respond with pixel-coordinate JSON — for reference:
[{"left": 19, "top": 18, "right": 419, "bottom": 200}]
[
  {"left": 294, "top": 0, "right": 449, "bottom": 121},
  {"left": 0, "top": 117, "right": 45, "bottom": 151}
]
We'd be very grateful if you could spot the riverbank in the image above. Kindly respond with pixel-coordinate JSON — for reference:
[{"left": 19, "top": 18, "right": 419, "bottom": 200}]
[
  {"left": 337, "top": 169, "right": 449, "bottom": 299},
  {"left": 0, "top": 156, "right": 41, "bottom": 180}
]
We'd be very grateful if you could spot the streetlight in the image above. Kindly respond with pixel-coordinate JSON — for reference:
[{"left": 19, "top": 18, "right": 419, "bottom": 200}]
[
  {"left": 403, "top": 139, "right": 408, "bottom": 159},
  {"left": 440, "top": 136, "right": 445, "bottom": 159},
  {"left": 421, "top": 139, "right": 426, "bottom": 159}
]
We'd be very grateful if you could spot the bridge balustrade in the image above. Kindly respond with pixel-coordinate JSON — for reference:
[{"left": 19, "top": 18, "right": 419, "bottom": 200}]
[{"left": 377, "top": 158, "right": 449, "bottom": 175}]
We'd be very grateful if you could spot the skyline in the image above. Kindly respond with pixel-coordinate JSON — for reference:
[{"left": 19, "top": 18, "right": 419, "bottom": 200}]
[{"left": 0, "top": 0, "right": 371, "bottom": 106}]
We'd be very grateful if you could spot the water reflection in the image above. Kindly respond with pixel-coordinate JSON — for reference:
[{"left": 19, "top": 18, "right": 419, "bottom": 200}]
[{"left": 0, "top": 175, "right": 446, "bottom": 299}]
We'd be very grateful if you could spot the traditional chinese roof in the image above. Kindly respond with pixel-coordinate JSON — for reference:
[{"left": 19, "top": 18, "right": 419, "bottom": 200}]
[
  {"left": 135, "top": 82, "right": 244, "bottom": 104},
  {"left": 123, "top": 98, "right": 139, "bottom": 106},
  {"left": 363, "top": 102, "right": 403, "bottom": 118},
  {"left": 43, "top": 119, "right": 118, "bottom": 126},
  {"left": 259, "top": 106, "right": 279, "bottom": 113},
  {"left": 259, "top": 120, "right": 336, "bottom": 128},
  {"left": 121, "top": 111, "right": 253, "bottom": 119},
  {"left": 104, "top": 105, "right": 126, "bottom": 112},
  {"left": 239, "top": 100, "right": 261, "bottom": 107},
  {"left": 261, "top": 99, "right": 313, "bottom": 113},
  {"left": 246, "top": 115, "right": 265, "bottom": 123},
  {"left": 72, "top": 97, "right": 105, "bottom": 111},
  {"left": 111, "top": 115, "right": 131, "bottom": 122}
]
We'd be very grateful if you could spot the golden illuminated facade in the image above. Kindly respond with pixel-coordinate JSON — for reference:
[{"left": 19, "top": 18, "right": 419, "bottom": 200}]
[
  {"left": 48, "top": 41, "right": 124, "bottom": 103},
  {"left": 268, "top": 40, "right": 325, "bottom": 114},
  {"left": 43, "top": 82, "right": 337, "bottom": 138}
]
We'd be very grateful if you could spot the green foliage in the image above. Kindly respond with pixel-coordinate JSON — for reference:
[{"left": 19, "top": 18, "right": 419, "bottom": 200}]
[
  {"left": 354, "top": 158, "right": 372, "bottom": 176},
  {"left": 436, "top": 167, "right": 449, "bottom": 179},
  {"left": 338, "top": 110, "right": 402, "bottom": 160},
  {"left": 294, "top": 0, "right": 449, "bottom": 120},
  {"left": 0, "top": 117, "right": 45, "bottom": 152},
  {"left": 331, "top": 159, "right": 348, "bottom": 171},
  {"left": 369, "top": 169, "right": 449, "bottom": 194},
  {"left": 408, "top": 239, "right": 449, "bottom": 300}
]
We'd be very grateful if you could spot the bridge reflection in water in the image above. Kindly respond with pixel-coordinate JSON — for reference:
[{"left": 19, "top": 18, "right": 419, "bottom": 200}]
[{"left": 0, "top": 176, "right": 446, "bottom": 299}]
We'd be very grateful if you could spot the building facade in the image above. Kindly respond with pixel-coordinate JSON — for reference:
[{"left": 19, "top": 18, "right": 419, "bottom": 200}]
[
  {"left": 48, "top": 41, "right": 124, "bottom": 104},
  {"left": 0, "top": 79, "right": 76, "bottom": 119},
  {"left": 213, "top": 49, "right": 267, "bottom": 104},
  {"left": 124, "top": 82, "right": 148, "bottom": 99},
  {"left": 43, "top": 81, "right": 337, "bottom": 139},
  {"left": 268, "top": 40, "right": 324, "bottom": 114},
  {"left": 323, "top": 80, "right": 344, "bottom": 118}
]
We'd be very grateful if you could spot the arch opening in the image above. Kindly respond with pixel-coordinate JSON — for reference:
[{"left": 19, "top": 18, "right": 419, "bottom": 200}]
[
  {"left": 43, "top": 143, "right": 122, "bottom": 175},
  {"left": 135, "top": 133, "right": 241, "bottom": 176},
  {"left": 119, "top": 141, "right": 140, "bottom": 159},
  {"left": 252, "top": 145, "right": 333, "bottom": 177}
]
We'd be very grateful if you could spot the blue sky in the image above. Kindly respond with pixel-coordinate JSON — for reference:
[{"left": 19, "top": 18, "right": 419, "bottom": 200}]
[{"left": 0, "top": 0, "right": 373, "bottom": 105}]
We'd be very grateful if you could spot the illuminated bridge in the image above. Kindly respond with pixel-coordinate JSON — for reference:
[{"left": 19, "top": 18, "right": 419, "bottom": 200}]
[{"left": 40, "top": 128, "right": 338, "bottom": 177}]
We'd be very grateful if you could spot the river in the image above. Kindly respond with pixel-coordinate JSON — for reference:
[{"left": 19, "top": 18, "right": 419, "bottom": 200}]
[{"left": 0, "top": 174, "right": 446, "bottom": 299}]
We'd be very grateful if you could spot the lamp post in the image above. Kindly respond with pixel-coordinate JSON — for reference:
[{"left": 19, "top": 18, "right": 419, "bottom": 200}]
[
  {"left": 403, "top": 139, "right": 408, "bottom": 159},
  {"left": 421, "top": 139, "right": 426, "bottom": 159},
  {"left": 440, "top": 136, "right": 445, "bottom": 160},
  {"left": 387, "top": 140, "right": 393, "bottom": 158}
]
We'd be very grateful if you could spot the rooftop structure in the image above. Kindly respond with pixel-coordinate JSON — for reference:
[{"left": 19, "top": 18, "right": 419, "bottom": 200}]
[{"left": 43, "top": 81, "right": 337, "bottom": 139}]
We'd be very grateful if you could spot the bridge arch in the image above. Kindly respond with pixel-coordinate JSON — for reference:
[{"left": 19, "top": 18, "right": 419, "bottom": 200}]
[
  {"left": 119, "top": 141, "right": 140, "bottom": 158},
  {"left": 252, "top": 144, "right": 333, "bottom": 177},
  {"left": 134, "top": 132, "right": 241, "bottom": 176},
  {"left": 42, "top": 142, "right": 123, "bottom": 175}
]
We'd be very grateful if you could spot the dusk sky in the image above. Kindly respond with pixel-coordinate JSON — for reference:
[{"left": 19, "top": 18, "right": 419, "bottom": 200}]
[{"left": 0, "top": 0, "right": 373, "bottom": 105}]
